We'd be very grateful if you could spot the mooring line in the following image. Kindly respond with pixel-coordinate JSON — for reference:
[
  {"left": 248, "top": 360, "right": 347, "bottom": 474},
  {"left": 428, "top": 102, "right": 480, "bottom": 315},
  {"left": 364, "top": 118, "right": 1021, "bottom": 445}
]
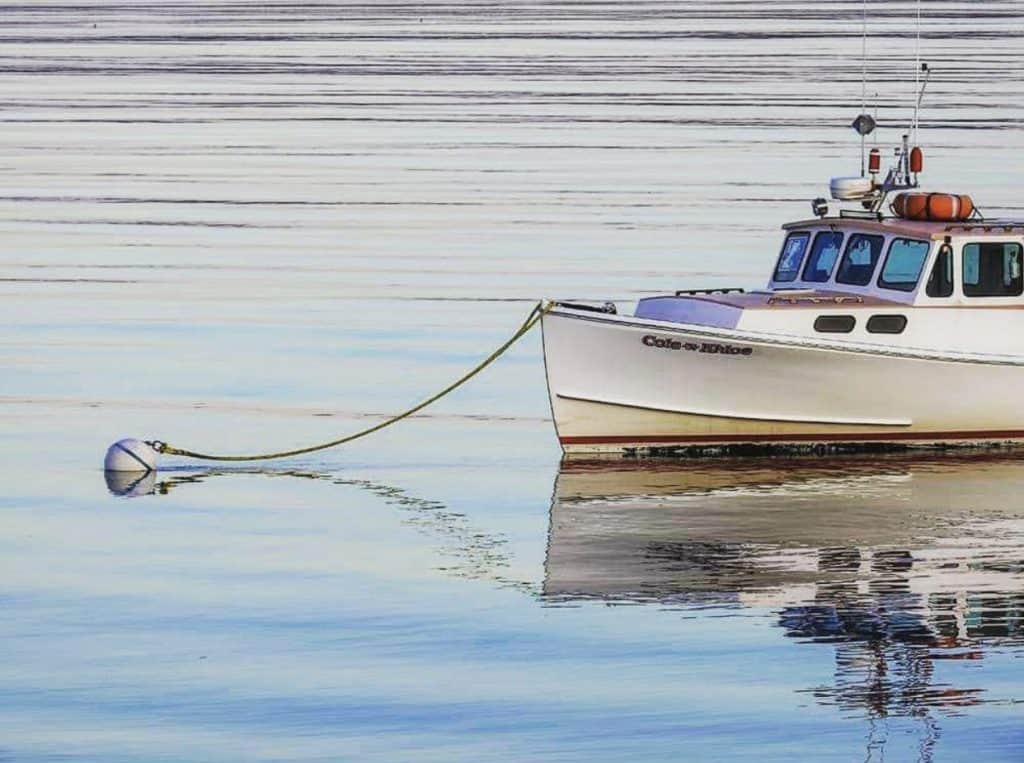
[{"left": 148, "top": 300, "right": 551, "bottom": 463}]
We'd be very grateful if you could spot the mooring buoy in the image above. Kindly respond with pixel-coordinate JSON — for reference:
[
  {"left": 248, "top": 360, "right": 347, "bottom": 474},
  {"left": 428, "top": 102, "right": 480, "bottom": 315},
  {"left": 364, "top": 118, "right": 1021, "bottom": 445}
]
[{"left": 104, "top": 438, "right": 157, "bottom": 472}]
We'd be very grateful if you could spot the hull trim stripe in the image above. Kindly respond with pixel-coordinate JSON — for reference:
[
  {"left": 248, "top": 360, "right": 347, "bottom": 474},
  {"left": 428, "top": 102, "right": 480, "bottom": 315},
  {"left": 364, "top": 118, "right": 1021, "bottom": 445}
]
[
  {"left": 557, "top": 393, "right": 913, "bottom": 427},
  {"left": 559, "top": 430, "right": 1024, "bottom": 445}
]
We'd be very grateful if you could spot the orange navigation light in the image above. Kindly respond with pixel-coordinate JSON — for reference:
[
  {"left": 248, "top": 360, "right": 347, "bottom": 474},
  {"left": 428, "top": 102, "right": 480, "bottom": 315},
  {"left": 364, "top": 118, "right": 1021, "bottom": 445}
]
[
  {"left": 868, "top": 148, "right": 881, "bottom": 174},
  {"left": 910, "top": 146, "right": 924, "bottom": 174}
]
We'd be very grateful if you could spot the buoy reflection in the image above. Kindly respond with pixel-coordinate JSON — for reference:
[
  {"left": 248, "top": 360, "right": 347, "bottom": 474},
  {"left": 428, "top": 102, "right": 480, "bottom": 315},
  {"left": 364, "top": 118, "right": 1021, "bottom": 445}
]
[
  {"left": 103, "top": 465, "right": 531, "bottom": 593},
  {"left": 103, "top": 468, "right": 157, "bottom": 497}
]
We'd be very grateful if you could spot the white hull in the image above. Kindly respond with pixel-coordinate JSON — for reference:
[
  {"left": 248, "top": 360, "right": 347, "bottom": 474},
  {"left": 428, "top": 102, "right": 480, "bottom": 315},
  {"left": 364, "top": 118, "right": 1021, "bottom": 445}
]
[{"left": 541, "top": 307, "right": 1024, "bottom": 454}]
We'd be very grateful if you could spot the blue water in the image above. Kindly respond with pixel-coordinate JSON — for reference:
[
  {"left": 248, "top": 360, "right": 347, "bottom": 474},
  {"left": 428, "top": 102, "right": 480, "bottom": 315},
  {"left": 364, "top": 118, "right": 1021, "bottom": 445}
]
[{"left": 2, "top": 2, "right": 1023, "bottom": 761}]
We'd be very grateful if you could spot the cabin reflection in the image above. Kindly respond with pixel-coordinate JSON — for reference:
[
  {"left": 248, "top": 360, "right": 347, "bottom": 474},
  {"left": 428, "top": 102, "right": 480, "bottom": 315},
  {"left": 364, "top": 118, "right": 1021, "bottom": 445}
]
[{"left": 544, "top": 453, "right": 1024, "bottom": 724}]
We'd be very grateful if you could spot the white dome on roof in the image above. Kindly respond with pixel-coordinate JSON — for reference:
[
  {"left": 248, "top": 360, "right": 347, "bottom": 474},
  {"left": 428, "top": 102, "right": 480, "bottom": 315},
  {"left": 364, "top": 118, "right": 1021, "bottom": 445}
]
[{"left": 830, "top": 176, "right": 874, "bottom": 201}]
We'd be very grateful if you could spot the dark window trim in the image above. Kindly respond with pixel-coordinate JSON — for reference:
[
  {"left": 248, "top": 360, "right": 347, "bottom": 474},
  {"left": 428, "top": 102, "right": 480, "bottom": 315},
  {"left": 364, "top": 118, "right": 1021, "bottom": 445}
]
[
  {"left": 877, "top": 238, "right": 931, "bottom": 292},
  {"left": 814, "top": 315, "right": 856, "bottom": 333},
  {"left": 962, "top": 241, "right": 1024, "bottom": 298},
  {"left": 801, "top": 231, "right": 846, "bottom": 283},
  {"left": 835, "top": 233, "right": 886, "bottom": 286},
  {"left": 866, "top": 314, "right": 907, "bottom": 334},
  {"left": 926, "top": 243, "right": 954, "bottom": 298},
  {"left": 773, "top": 231, "right": 811, "bottom": 283}
]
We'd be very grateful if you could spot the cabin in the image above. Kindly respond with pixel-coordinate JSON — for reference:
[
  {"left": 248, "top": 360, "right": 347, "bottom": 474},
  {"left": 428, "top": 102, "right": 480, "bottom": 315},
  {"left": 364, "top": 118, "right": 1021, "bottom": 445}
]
[
  {"left": 770, "top": 217, "right": 1024, "bottom": 305},
  {"left": 634, "top": 214, "right": 1024, "bottom": 356}
]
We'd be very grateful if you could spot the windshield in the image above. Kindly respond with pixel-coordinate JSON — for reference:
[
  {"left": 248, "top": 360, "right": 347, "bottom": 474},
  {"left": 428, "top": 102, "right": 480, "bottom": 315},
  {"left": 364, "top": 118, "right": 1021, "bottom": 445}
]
[
  {"left": 835, "top": 234, "right": 884, "bottom": 286},
  {"left": 801, "top": 231, "right": 844, "bottom": 283},
  {"left": 879, "top": 238, "right": 931, "bottom": 292},
  {"left": 773, "top": 233, "right": 810, "bottom": 282}
]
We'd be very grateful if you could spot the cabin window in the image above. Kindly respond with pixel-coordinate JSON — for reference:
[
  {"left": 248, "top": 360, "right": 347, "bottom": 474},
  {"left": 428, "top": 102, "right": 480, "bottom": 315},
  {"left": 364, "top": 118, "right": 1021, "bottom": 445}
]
[
  {"left": 926, "top": 244, "right": 954, "bottom": 297},
  {"left": 878, "top": 239, "right": 930, "bottom": 292},
  {"left": 962, "top": 242, "right": 1024, "bottom": 297},
  {"left": 866, "top": 314, "right": 907, "bottom": 334},
  {"left": 814, "top": 315, "right": 855, "bottom": 333},
  {"left": 835, "top": 233, "right": 885, "bottom": 286},
  {"left": 801, "top": 231, "right": 844, "bottom": 283},
  {"left": 773, "top": 232, "right": 810, "bottom": 282}
]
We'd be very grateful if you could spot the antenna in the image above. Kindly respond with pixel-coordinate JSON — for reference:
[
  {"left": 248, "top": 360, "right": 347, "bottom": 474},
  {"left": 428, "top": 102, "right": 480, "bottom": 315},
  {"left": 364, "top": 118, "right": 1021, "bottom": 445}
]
[
  {"left": 912, "top": 0, "right": 921, "bottom": 142},
  {"left": 873, "top": 91, "right": 879, "bottom": 147},
  {"left": 860, "top": 0, "right": 868, "bottom": 175},
  {"left": 850, "top": 0, "right": 876, "bottom": 178},
  {"left": 861, "top": 0, "right": 867, "bottom": 115},
  {"left": 911, "top": 62, "right": 931, "bottom": 140},
  {"left": 837, "top": 0, "right": 931, "bottom": 213}
]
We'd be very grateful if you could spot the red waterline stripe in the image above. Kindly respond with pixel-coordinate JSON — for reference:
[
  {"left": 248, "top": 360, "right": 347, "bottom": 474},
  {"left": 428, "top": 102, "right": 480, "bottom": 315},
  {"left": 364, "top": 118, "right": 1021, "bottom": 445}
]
[{"left": 560, "top": 430, "right": 1024, "bottom": 445}]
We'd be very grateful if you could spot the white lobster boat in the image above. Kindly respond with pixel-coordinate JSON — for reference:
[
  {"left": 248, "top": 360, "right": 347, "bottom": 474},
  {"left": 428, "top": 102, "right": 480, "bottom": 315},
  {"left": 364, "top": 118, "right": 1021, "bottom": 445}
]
[{"left": 542, "top": 121, "right": 1024, "bottom": 455}]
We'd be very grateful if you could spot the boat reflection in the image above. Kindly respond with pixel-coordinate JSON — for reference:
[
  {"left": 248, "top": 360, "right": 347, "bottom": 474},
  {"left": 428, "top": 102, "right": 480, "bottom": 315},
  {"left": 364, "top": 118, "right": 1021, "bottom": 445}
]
[{"left": 545, "top": 453, "right": 1024, "bottom": 724}]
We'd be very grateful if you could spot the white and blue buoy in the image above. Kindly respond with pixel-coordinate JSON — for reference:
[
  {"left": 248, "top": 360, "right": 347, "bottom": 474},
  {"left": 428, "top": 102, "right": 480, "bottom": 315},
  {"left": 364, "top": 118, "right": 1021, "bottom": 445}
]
[{"left": 104, "top": 438, "right": 158, "bottom": 473}]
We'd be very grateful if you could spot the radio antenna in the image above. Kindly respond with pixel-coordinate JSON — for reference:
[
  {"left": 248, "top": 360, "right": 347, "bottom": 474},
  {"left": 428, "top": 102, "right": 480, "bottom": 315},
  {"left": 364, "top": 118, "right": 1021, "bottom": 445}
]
[
  {"left": 861, "top": 0, "right": 868, "bottom": 115},
  {"left": 860, "top": 0, "right": 868, "bottom": 175},
  {"left": 912, "top": 0, "right": 921, "bottom": 142}
]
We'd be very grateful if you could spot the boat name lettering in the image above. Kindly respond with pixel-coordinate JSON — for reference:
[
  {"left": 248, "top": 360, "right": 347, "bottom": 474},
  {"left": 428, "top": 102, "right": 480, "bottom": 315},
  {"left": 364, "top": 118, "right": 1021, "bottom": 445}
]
[{"left": 641, "top": 335, "right": 752, "bottom": 356}]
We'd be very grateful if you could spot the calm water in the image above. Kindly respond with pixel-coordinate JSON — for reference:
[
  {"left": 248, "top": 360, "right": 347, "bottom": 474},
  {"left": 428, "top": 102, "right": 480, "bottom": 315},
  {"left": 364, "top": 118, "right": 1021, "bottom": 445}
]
[{"left": 2, "top": 2, "right": 1023, "bottom": 760}]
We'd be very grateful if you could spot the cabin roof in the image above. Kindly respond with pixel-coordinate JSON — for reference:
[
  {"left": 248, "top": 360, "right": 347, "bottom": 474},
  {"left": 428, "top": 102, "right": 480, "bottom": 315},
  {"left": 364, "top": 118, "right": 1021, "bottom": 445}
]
[
  {"left": 644, "top": 290, "right": 905, "bottom": 311},
  {"left": 783, "top": 216, "right": 1024, "bottom": 240}
]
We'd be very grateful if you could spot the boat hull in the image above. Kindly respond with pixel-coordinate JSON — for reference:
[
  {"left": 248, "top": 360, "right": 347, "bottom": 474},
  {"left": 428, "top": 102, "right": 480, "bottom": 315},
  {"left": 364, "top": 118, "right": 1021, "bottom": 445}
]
[{"left": 541, "top": 307, "right": 1024, "bottom": 454}]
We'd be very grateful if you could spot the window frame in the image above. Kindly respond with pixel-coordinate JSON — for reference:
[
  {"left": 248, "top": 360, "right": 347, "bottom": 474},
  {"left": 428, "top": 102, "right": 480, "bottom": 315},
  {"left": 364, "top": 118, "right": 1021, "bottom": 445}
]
[
  {"left": 925, "top": 242, "right": 955, "bottom": 298},
  {"left": 800, "top": 231, "right": 845, "bottom": 284},
  {"left": 877, "top": 237, "right": 932, "bottom": 293},
  {"left": 835, "top": 233, "right": 886, "bottom": 286},
  {"left": 773, "top": 232, "right": 811, "bottom": 283},
  {"left": 961, "top": 241, "right": 1024, "bottom": 298}
]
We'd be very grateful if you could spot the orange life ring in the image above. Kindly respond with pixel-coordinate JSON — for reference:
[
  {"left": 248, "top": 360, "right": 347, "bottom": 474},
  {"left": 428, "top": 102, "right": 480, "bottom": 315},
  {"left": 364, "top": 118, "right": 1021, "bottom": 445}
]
[{"left": 892, "top": 192, "right": 975, "bottom": 222}]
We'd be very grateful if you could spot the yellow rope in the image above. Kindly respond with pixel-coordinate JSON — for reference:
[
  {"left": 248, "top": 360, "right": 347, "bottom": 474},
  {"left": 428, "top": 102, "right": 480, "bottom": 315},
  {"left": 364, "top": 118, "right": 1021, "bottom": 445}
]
[{"left": 149, "top": 300, "right": 551, "bottom": 462}]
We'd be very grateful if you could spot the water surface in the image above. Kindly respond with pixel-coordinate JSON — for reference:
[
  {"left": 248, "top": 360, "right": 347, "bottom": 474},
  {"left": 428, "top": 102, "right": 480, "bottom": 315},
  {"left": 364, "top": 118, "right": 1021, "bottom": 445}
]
[{"left": 1, "top": 2, "right": 1022, "bottom": 761}]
